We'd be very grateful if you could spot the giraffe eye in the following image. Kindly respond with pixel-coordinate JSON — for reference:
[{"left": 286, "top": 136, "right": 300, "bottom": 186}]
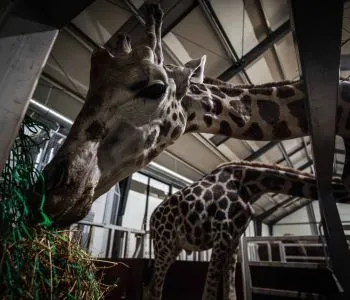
[{"left": 137, "top": 83, "right": 167, "bottom": 100}]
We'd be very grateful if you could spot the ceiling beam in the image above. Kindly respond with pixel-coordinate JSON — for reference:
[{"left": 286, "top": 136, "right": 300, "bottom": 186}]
[
  {"left": 105, "top": 0, "right": 197, "bottom": 48},
  {"left": 11, "top": 0, "right": 95, "bottom": 30},
  {"left": 244, "top": 0, "right": 285, "bottom": 81},
  {"left": 218, "top": 20, "right": 290, "bottom": 82}
]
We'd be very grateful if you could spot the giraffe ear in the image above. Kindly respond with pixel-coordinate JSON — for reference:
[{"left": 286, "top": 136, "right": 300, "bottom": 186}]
[{"left": 185, "top": 55, "right": 206, "bottom": 84}]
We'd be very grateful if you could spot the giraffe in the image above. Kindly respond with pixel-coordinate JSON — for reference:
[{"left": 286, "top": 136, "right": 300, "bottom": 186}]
[
  {"left": 31, "top": 2, "right": 350, "bottom": 226},
  {"left": 144, "top": 161, "right": 349, "bottom": 300}
]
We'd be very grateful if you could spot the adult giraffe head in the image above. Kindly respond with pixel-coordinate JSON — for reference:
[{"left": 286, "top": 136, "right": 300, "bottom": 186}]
[{"left": 31, "top": 3, "right": 207, "bottom": 226}]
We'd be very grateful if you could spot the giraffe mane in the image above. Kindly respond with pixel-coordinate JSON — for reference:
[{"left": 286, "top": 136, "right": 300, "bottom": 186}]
[
  {"left": 203, "top": 76, "right": 300, "bottom": 88},
  {"left": 215, "top": 160, "right": 343, "bottom": 182}
]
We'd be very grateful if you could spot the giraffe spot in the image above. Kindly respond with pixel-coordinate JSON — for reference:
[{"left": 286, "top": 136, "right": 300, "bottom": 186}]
[
  {"left": 188, "top": 212, "right": 199, "bottom": 225},
  {"left": 210, "top": 86, "right": 226, "bottom": 98},
  {"left": 215, "top": 210, "right": 226, "bottom": 221},
  {"left": 239, "top": 186, "right": 250, "bottom": 201},
  {"left": 85, "top": 120, "right": 106, "bottom": 141},
  {"left": 213, "top": 185, "right": 225, "bottom": 198},
  {"left": 234, "top": 213, "right": 248, "bottom": 228},
  {"left": 226, "top": 180, "right": 237, "bottom": 190},
  {"left": 219, "top": 120, "right": 232, "bottom": 136},
  {"left": 202, "top": 181, "right": 211, "bottom": 188},
  {"left": 186, "top": 194, "right": 195, "bottom": 201},
  {"left": 193, "top": 186, "right": 203, "bottom": 196},
  {"left": 206, "top": 175, "right": 216, "bottom": 183},
  {"left": 276, "top": 85, "right": 295, "bottom": 98},
  {"left": 208, "top": 203, "right": 217, "bottom": 216},
  {"left": 229, "top": 112, "right": 245, "bottom": 128},
  {"left": 273, "top": 121, "right": 292, "bottom": 138},
  {"left": 203, "top": 115, "right": 213, "bottom": 127},
  {"left": 185, "top": 124, "right": 199, "bottom": 133},
  {"left": 203, "top": 220, "right": 211, "bottom": 232},
  {"left": 163, "top": 206, "right": 170, "bottom": 214},
  {"left": 190, "top": 85, "right": 202, "bottom": 95},
  {"left": 247, "top": 184, "right": 261, "bottom": 194},
  {"left": 172, "top": 113, "right": 178, "bottom": 121},
  {"left": 241, "top": 94, "right": 252, "bottom": 106},
  {"left": 187, "top": 112, "right": 196, "bottom": 122},
  {"left": 180, "top": 202, "right": 189, "bottom": 216},
  {"left": 251, "top": 87, "right": 273, "bottom": 96},
  {"left": 228, "top": 203, "right": 239, "bottom": 218},
  {"left": 144, "top": 130, "right": 157, "bottom": 148},
  {"left": 195, "top": 201, "right": 204, "bottom": 212},
  {"left": 212, "top": 98, "right": 223, "bottom": 115},
  {"left": 166, "top": 107, "right": 171, "bottom": 114},
  {"left": 184, "top": 189, "right": 191, "bottom": 197},
  {"left": 245, "top": 169, "right": 262, "bottom": 181},
  {"left": 218, "top": 170, "right": 230, "bottom": 183},
  {"left": 261, "top": 176, "right": 285, "bottom": 189},
  {"left": 171, "top": 126, "right": 182, "bottom": 139},
  {"left": 200, "top": 98, "right": 212, "bottom": 112},
  {"left": 163, "top": 231, "right": 171, "bottom": 239},
  {"left": 287, "top": 101, "right": 308, "bottom": 133},
  {"left": 179, "top": 113, "right": 185, "bottom": 124},
  {"left": 227, "top": 191, "right": 237, "bottom": 200},
  {"left": 160, "top": 120, "right": 172, "bottom": 137},
  {"left": 203, "top": 190, "right": 213, "bottom": 201},
  {"left": 168, "top": 214, "right": 174, "bottom": 222},
  {"left": 221, "top": 88, "right": 243, "bottom": 97},
  {"left": 171, "top": 102, "right": 175, "bottom": 109},
  {"left": 222, "top": 232, "right": 231, "bottom": 241},
  {"left": 257, "top": 100, "right": 280, "bottom": 125},
  {"left": 198, "top": 84, "right": 207, "bottom": 91},
  {"left": 165, "top": 223, "right": 172, "bottom": 230},
  {"left": 218, "top": 198, "right": 228, "bottom": 209},
  {"left": 169, "top": 196, "right": 178, "bottom": 206},
  {"left": 242, "top": 122, "right": 263, "bottom": 140},
  {"left": 147, "top": 149, "right": 158, "bottom": 161},
  {"left": 234, "top": 170, "right": 243, "bottom": 179}
]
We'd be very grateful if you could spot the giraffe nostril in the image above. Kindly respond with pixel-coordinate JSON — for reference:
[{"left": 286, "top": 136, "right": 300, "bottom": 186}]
[{"left": 47, "top": 160, "right": 68, "bottom": 190}]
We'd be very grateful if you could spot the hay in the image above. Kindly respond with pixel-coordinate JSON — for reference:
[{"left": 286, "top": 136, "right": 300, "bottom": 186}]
[
  {"left": 0, "top": 116, "right": 121, "bottom": 299},
  {"left": 0, "top": 227, "right": 118, "bottom": 300}
]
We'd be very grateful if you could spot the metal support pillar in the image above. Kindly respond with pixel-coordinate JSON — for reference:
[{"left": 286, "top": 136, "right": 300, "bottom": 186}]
[
  {"left": 290, "top": 1, "right": 350, "bottom": 296},
  {"left": 0, "top": 0, "right": 96, "bottom": 173},
  {"left": 0, "top": 15, "right": 58, "bottom": 173}
]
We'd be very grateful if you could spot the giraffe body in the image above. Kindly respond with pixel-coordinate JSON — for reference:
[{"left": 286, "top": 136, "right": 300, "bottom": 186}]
[
  {"left": 33, "top": 2, "right": 350, "bottom": 226},
  {"left": 145, "top": 161, "right": 348, "bottom": 300}
]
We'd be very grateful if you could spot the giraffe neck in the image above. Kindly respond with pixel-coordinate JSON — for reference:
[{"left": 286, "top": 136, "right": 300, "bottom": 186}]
[
  {"left": 182, "top": 79, "right": 346, "bottom": 141},
  {"left": 209, "top": 161, "right": 348, "bottom": 204}
]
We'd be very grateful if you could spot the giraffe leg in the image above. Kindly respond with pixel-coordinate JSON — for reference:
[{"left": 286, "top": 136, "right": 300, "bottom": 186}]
[
  {"left": 222, "top": 245, "right": 239, "bottom": 300},
  {"left": 202, "top": 239, "right": 227, "bottom": 300},
  {"left": 146, "top": 250, "right": 179, "bottom": 300}
]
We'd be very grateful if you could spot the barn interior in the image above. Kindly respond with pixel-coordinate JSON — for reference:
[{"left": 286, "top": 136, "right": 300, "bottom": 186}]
[{"left": 1, "top": 0, "right": 350, "bottom": 299}]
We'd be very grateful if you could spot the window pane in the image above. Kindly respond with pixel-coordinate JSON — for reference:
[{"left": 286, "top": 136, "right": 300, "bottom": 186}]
[
  {"left": 122, "top": 172, "right": 148, "bottom": 229},
  {"left": 147, "top": 178, "right": 170, "bottom": 230}
]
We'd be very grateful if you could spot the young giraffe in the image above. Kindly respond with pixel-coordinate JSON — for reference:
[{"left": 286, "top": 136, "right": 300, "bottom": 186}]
[
  {"left": 34, "top": 2, "right": 350, "bottom": 226},
  {"left": 145, "top": 161, "right": 349, "bottom": 300}
]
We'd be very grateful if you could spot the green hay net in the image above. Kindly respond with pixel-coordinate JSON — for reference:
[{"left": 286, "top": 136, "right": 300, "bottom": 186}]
[{"left": 0, "top": 116, "right": 112, "bottom": 299}]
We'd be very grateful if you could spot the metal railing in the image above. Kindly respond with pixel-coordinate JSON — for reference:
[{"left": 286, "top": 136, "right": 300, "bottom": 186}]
[{"left": 70, "top": 221, "right": 212, "bottom": 262}]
